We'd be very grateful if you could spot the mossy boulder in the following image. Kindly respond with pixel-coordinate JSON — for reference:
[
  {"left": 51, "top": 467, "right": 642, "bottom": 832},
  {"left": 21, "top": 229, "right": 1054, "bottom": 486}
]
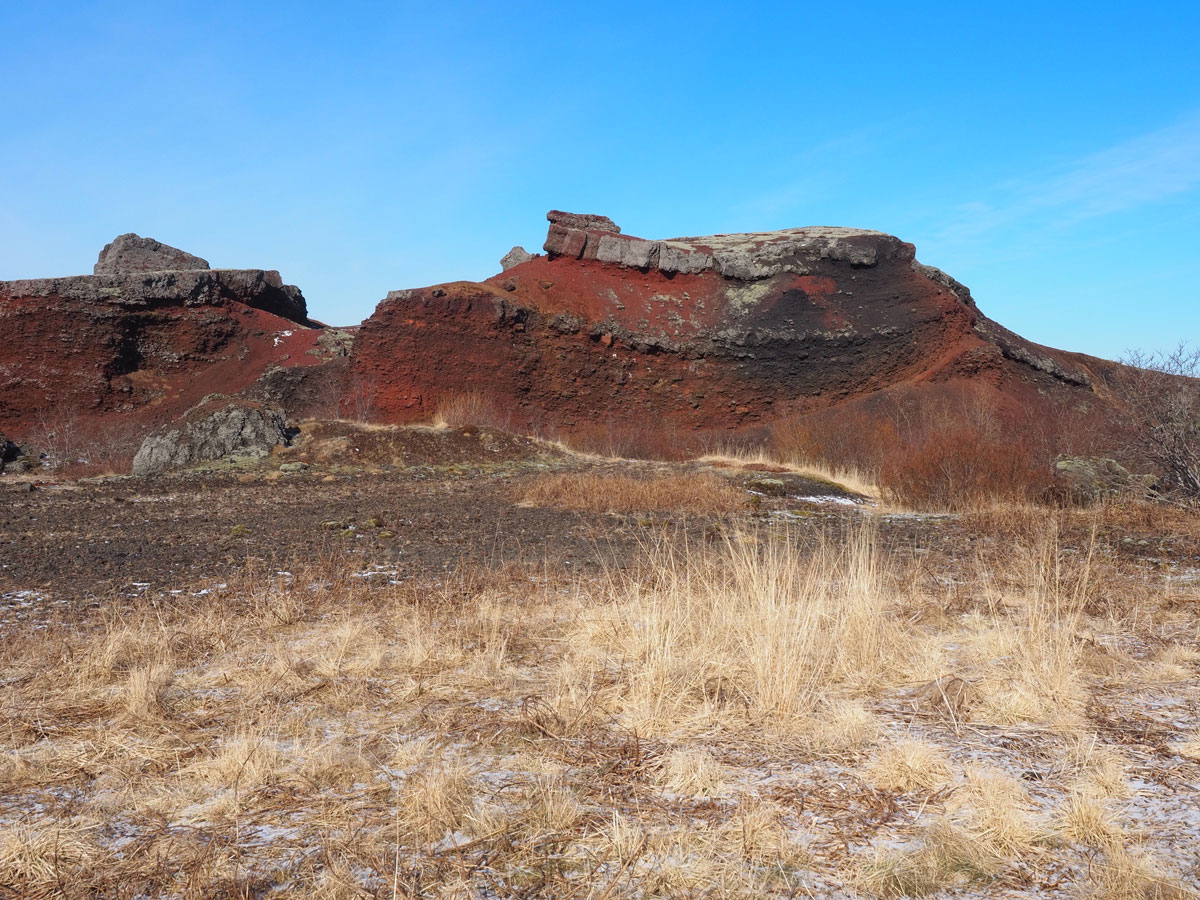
[
  {"left": 1055, "top": 456, "right": 1154, "bottom": 500},
  {"left": 132, "top": 395, "right": 292, "bottom": 476}
]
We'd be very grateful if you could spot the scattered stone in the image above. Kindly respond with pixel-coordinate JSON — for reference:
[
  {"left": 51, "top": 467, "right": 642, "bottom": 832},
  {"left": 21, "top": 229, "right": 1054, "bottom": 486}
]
[
  {"left": 132, "top": 395, "right": 292, "bottom": 476},
  {"left": 94, "top": 233, "right": 210, "bottom": 275},
  {"left": 5, "top": 455, "right": 39, "bottom": 475},
  {"left": 500, "top": 246, "right": 534, "bottom": 270},
  {"left": 279, "top": 461, "right": 310, "bottom": 473}
]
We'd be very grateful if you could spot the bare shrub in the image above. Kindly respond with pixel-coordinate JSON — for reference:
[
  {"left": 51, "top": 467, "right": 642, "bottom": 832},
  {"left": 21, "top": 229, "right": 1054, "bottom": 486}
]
[
  {"left": 770, "top": 383, "right": 1061, "bottom": 511},
  {"left": 520, "top": 471, "right": 746, "bottom": 515},
  {"left": 771, "top": 406, "right": 902, "bottom": 473},
  {"left": 434, "top": 391, "right": 513, "bottom": 430},
  {"left": 21, "top": 408, "right": 143, "bottom": 476},
  {"left": 1115, "top": 344, "right": 1200, "bottom": 502},
  {"left": 341, "top": 369, "right": 378, "bottom": 423},
  {"left": 880, "top": 427, "right": 1053, "bottom": 511},
  {"left": 559, "top": 419, "right": 689, "bottom": 460}
]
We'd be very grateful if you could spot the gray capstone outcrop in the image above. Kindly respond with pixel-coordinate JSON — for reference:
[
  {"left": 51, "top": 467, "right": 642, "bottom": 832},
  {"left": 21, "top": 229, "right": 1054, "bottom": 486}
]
[
  {"left": 542, "top": 210, "right": 909, "bottom": 278},
  {"left": 545, "top": 211, "right": 621, "bottom": 233},
  {"left": 95, "top": 233, "right": 211, "bottom": 275},
  {"left": 500, "top": 246, "right": 535, "bottom": 271},
  {"left": 132, "top": 398, "right": 291, "bottom": 475},
  {"left": 4, "top": 268, "right": 309, "bottom": 325}
]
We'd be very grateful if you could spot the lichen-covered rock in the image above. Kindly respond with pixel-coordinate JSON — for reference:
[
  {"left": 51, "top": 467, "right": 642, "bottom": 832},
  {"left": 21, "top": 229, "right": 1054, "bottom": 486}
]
[
  {"left": 545, "top": 211, "right": 621, "bottom": 233},
  {"left": 542, "top": 209, "right": 907, "bottom": 277},
  {"left": 131, "top": 396, "right": 291, "bottom": 475},
  {"left": 94, "top": 233, "right": 211, "bottom": 274},
  {"left": 1055, "top": 456, "right": 1153, "bottom": 499},
  {"left": 4, "top": 456, "right": 39, "bottom": 475}
]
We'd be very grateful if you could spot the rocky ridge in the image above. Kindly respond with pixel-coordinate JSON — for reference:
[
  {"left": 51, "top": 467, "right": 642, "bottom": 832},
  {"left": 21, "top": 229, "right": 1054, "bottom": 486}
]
[
  {"left": 0, "top": 236, "right": 322, "bottom": 433},
  {"left": 350, "top": 211, "right": 1103, "bottom": 435},
  {"left": 0, "top": 215, "right": 1123, "bottom": 470}
]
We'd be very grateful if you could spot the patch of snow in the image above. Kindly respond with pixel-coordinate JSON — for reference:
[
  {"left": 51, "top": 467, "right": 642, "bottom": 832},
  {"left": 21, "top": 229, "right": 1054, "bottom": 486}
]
[{"left": 794, "top": 494, "right": 863, "bottom": 506}]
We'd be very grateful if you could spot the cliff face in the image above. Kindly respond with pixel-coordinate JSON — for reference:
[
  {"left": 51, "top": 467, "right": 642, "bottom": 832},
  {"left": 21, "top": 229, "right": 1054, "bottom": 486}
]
[
  {"left": 350, "top": 212, "right": 1102, "bottom": 433},
  {"left": 0, "top": 236, "right": 328, "bottom": 431}
]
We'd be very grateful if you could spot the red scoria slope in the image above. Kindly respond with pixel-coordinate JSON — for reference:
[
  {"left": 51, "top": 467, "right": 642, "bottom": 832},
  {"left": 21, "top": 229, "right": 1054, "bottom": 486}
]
[
  {"left": 350, "top": 211, "right": 1113, "bottom": 436},
  {"left": 0, "top": 235, "right": 330, "bottom": 434}
]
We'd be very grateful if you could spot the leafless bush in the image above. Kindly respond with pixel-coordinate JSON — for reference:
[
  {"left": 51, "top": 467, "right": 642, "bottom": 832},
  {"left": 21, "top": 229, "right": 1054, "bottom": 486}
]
[
  {"left": 435, "top": 391, "right": 513, "bottom": 431},
  {"left": 343, "top": 371, "right": 378, "bottom": 424},
  {"left": 1117, "top": 344, "right": 1200, "bottom": 502},
  {"left": 21, "top": 406, "right": 143, "bottom": 475}
]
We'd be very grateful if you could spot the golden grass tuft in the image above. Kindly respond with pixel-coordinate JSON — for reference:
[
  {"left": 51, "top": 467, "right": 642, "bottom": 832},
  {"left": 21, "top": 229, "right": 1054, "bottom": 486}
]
[
  {"left": 653, "top": 747, "right": 730, "bottom": 797},
  {"left": 865, "top": 738, "right": 954, "bottom": 793},
  {"left": 564, "top": 525, "right": 912, "bottom": 736},
  {"left": 1080, "top": 844, "right": 1197, "bottom": 900},
  {"left": 0, "top": 823, "right": 105, "bottom": 894},
  {"left": 1057, "top": 790, "right": 1125, "bottom": 849}
]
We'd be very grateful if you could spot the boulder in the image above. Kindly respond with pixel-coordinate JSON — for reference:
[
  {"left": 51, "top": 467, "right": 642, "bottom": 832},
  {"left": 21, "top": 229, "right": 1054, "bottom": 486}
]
[
  {"left": 4, "top": 456, "right": 40, "bottom": 475},
  {"left": 0, "top": 429, "right": 19, "bottom": 473},
  {"left": 1055, "top": 456, "right": 1153, "bottom": 500},
  {"left": 94, "top": 233, "right": 210, "bottom": 274},
  {"left": 500, "top": 246, "right": 534, "bottom": 271},
  {"left": 132, "top": 395, "right": 292, "bottom": 475},
  {"left": 545, "top": 211, "right": 620, "bottom": 233}
]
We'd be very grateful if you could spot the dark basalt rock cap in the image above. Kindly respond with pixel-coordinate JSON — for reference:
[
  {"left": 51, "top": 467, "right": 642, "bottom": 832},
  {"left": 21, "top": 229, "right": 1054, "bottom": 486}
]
[{"left": 94, "top": 233, "right": 211, "bottom": 275}]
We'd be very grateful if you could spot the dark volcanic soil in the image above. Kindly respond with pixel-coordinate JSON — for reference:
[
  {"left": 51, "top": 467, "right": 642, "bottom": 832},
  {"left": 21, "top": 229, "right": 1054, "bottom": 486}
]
[{"left": 0, "top": 438, "right": 885, "bottom": 626}]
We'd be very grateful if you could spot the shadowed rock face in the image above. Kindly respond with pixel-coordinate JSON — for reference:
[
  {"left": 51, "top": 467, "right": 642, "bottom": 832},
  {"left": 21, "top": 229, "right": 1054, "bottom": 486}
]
[
  {"left": 0, "top": 236, "right": 323, "bottom": 432},
  {"left": 351, "top": 211, "right": 1105, "bottom": 435}
]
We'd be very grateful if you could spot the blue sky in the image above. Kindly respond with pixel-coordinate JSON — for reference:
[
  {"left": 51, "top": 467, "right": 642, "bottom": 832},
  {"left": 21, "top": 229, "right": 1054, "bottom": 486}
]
[{"left": 1, "top": 1, "right": 1197, "bottom": 359}]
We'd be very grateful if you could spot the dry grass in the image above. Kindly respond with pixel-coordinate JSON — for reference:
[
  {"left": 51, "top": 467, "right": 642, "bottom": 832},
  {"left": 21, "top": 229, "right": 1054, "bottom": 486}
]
[
  {"left": 865, "top": 739, "right": 953, "bottom": 792},
  {"left": 520, "top": 470, "right": 747, "bottom": 515},
  {"left": 1, "top": 515, "right": 1197, "bottom": 898},
  {"left": 564, "top": 526, "right": 913, "bottom": 738},
  {"left": 696, "top": 448, "right": 881, "bottom": 500}
]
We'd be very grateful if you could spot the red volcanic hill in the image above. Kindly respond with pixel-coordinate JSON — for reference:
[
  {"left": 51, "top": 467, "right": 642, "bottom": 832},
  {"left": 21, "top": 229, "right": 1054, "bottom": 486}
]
[
  {"left": 0, "top": 234, "right": 337, "bottom": 434},
  {"left": 351, "top": 211, "right": 1117, "bottom": 441},
  {"left": 2, "top": 216, "right": 1129, "bottom": 466}
]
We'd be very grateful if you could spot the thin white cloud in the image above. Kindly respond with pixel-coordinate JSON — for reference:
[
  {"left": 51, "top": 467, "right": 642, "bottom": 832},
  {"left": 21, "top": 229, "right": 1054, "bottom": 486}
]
[{"left": 938, "top": 112, "right": 1200, "bottom": 242}]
